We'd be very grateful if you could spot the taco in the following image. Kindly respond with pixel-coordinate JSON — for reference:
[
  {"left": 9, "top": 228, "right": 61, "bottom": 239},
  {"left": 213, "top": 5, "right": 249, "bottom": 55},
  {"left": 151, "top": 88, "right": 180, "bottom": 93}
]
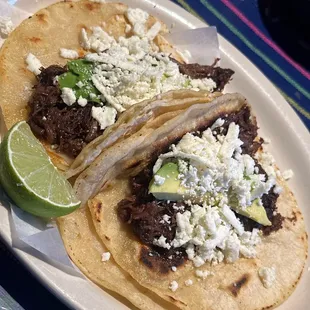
[
  {"left": 0, "top": 0, "right": 233, "bottom": 172},
  {"left": 77, "top": 92, "right": 307, "bottom": 309},
  {"left": 58, "top": 90, "right": 222, "bottom": 309}
]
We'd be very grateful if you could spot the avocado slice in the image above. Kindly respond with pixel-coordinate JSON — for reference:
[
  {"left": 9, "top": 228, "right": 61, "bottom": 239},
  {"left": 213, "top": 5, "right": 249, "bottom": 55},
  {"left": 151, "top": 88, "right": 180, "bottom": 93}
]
[
  {"left": 149, "top": 163, "right": 272, "bottom": 226},
  {"left": 232, "top": 199, "right": 272, "bottom": 226},
  {"left": 149, "top": 162, "right": 186, "bottom": 201}
]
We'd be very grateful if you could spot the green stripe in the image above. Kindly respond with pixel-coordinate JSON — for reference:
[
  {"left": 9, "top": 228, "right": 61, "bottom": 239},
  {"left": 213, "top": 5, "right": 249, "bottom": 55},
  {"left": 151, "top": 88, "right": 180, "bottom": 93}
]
[
  {"left": 176, "top": 0, "right": 310, "bottom": 119},
  {"left": 199, "top": 0, "right": 310, "bottom": 100},
  {"left": 175, "top": 0, "right": 204, "bottom": 21},
  {"left": 280, "top": 91, "right": 310, "bottom": 119}
]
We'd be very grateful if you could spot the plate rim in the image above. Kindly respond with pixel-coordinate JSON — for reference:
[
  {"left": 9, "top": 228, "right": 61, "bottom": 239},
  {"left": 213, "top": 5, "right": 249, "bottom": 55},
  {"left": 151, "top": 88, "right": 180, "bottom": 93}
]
[{"left": 0, "top": 0, "right": 309, "bottom": 310}]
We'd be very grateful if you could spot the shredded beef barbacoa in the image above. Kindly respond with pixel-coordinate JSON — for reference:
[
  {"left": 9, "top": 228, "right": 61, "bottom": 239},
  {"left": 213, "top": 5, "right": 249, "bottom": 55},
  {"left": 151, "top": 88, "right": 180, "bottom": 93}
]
[
  {"left": 27, "top": 61, "right": 234, "bottom": 158},
  {"left": 118, "top": 168, "right": 187, "bottom": 246},
  {"left": 202, "top": 107, "right": 262, "bottom": 157},
  {"left": 118, "top": 167, "right": 189, "bottom": 267},
  {"left": 118, "top": 107, "right": 282, "bottom": 262},
  {"left": 173, "top": 58, "right": 234, "bottom": 91},
  {"left": 28, "top": 66, "right": 102, "bottom": 158}
]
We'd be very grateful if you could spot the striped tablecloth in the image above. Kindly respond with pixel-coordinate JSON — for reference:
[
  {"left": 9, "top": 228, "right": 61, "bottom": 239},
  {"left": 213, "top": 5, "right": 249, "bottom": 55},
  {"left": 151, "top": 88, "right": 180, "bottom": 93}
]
[
  {"left": 1, "top": 0, "right": 309, "bottom": 309},
  {"left": 174, "top": 0, "right": 310, "bottom": 128}
]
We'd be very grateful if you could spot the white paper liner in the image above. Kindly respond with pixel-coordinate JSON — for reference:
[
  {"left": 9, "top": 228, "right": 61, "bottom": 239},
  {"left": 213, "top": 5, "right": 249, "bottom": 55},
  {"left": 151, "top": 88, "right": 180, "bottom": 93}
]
[
  {"left": 10, "top": 204, "right": 73, "bottom": 267},
  {"left": 165, "top": 26, "right": 220, "bottom": 65},
  {"left": 0, "top": 1, "right": 221, "bottom": 274},
  {"left": 0, "top": 2, "right": 29, "bottom": 47}
]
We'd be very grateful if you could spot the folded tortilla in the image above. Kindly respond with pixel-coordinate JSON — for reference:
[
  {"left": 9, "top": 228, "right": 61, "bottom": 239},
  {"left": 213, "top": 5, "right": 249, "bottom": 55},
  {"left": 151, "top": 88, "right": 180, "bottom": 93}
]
[{"left": 82, "top": 93, "right": 307, "bottom": 309}]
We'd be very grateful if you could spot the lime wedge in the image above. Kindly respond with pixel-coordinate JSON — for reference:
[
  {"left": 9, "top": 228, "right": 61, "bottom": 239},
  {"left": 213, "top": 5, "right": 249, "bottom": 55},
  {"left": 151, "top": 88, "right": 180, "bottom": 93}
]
[{"left": 0, "top": 121, "right": 80, "bottom": 217}]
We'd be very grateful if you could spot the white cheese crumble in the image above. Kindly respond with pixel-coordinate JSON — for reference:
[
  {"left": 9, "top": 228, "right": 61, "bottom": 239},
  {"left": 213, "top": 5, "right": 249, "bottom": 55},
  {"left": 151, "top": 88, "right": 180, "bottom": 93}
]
[
  {"left": 258, "top": 266, "right": 276, "bottom": 288},
  {"left": 0, "top": 16, "right": 13, "bottom": 38},
  {"left": 282, "top": 169, "right": 294, "bottom": 180},
  {"left": 126, "top": 8, "right": 149, "bottom": 37},
  {"left": 101, "top": 252, "right": 111, "bottom": 262},
  {"left": 77, "top": 96, "right": 88, "bottom": 107},
  {"left": 161, "top": 214, "right": 171, "bottom": 224},
  {"left": 85, "top": 26, "right": 116, "bottom": 53},
  {"left": 154, "top": 122, "right": 276, "bottom": 209},
  {"left": 80, "top": 28, "right": 90, "bottom": 50},
  {"left": 273, "top": 185, "right": 283, "bottom": 194},
  {"left": 91, "top": 106, "right": 117, "bottom": 130},
  {"left": 153, "top": 235, "right": 171, "bottom": 249},
  {"left": 61, "top": 88, "right": 76, "bottom": 106},
  {"left": 171, "top": 266, "right": 177, "bottom": 272},
  {"left": 81, "top": 27, "right": 216, "bottom": 112},
  {"left": 76, "top": 81, "right": 84, "bottom": 88},
  {"left": 185, "top": 279, "right": 193, "bottom": 286},
  {"left": 90, "top": 0, "right": 106, "bottom": 3},
  {"left": 169, "top": 281, "right": 178, "bottom": 292},
  {"left": 151, "top": 119, "right": 281, "bottom": 267},
  {"left": 145, "top": 21, "right": 162, "bottom": 40},
  {"left": 25, "top": 53, "right": 42, "bottom": 75},
  {"left": 154, "top": 175, "right": 165, "bottom": 185},
  {"left": 195, "top": 270, "right": 214, "bottom": 279},
  {"left": 59, "top": 48, "right": 79, "bottom": 59},
  {"left": 259, "top": 152, "right": 276, "bottom": 177},
  {"left": 210, "top": 118, "right": 225, "bottom": 130},
  {"left": 69, "top": 9, "right": 219, "bottom": 131},
  {"left": 170, "top": 202, "right": 261, "bottom": 266}
]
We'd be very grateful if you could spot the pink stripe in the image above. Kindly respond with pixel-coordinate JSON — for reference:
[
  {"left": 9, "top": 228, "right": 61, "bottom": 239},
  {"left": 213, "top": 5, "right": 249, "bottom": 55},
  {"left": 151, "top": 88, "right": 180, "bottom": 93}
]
[{"left": 221, "top": 0, "right": 310, "bottom": 80}]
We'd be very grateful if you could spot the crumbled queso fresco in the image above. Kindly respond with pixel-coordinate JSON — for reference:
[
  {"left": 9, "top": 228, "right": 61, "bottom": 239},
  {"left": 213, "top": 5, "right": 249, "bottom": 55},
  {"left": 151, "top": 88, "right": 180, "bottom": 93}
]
[
  {"left": 25, "top": 7, "right": 217, "bottom": 131},
  {"left": 152, "top": 120, "right": 281, "bottom": 267},
  {"left": 83, "top": 29, "right": 216, "bottom": 113},
  {"left": 61, "top": 88, "right": 76, "bottom": 106},
  {"left": 59, "top": 48, "right": 79, "bottom": 59},
  {"left": 91, "top": 106, "right": 117, "bottom": 130},
  {"left": 169, "top": 280, "right": 178, "bottom": 292},
  {"left": 195, "top": 270, "right": 214, "bottom": 279},
  {"left": 101, "top": 252, "right": 111, "bottom": 262},
  {"left": 184, "top": 279, "right": 193, "bottom": 286},
  {"left": 25, "top": 53, "right": 42, "bottom": 76},
  {"left": 258, "top": 266, "right": 276, "bottom": 288}
]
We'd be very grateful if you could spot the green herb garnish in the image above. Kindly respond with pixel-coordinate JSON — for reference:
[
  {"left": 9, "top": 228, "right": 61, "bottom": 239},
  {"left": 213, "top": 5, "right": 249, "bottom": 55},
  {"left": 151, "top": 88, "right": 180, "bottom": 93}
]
[{"left": 58, "top": 59, "right": 101, "bottom": 103}]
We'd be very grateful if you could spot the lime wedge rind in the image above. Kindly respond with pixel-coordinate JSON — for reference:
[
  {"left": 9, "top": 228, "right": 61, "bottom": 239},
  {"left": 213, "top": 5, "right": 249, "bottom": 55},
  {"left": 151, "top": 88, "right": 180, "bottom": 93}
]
[
  {"left": 7, "top": 122, "right": 79, "bottom": 208},
  {"left": 0, "top": 121, "right": 80, "bottom": 217}
]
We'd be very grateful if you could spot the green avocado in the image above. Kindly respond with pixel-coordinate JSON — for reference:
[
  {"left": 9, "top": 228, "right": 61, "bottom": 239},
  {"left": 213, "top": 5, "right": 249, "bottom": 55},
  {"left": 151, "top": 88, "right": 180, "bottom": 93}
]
[
  {"left": 232, "top": 199, "right": 272, "bottom": 226},
  {"left": 58, "top": 59, "right": 101, "bottom": 104},
  {"left": 149, "top": 163, "right": 272, "bottom": 226},
  {"left": 149, "top": 162, "right": 186, "bottom": 201}
]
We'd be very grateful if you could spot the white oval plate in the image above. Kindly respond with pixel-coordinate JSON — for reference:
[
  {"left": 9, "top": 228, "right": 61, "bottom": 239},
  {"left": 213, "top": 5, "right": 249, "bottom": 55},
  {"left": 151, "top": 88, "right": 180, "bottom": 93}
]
[{"left": 0, "top": 0, "right": 309, "bottom": 309}]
